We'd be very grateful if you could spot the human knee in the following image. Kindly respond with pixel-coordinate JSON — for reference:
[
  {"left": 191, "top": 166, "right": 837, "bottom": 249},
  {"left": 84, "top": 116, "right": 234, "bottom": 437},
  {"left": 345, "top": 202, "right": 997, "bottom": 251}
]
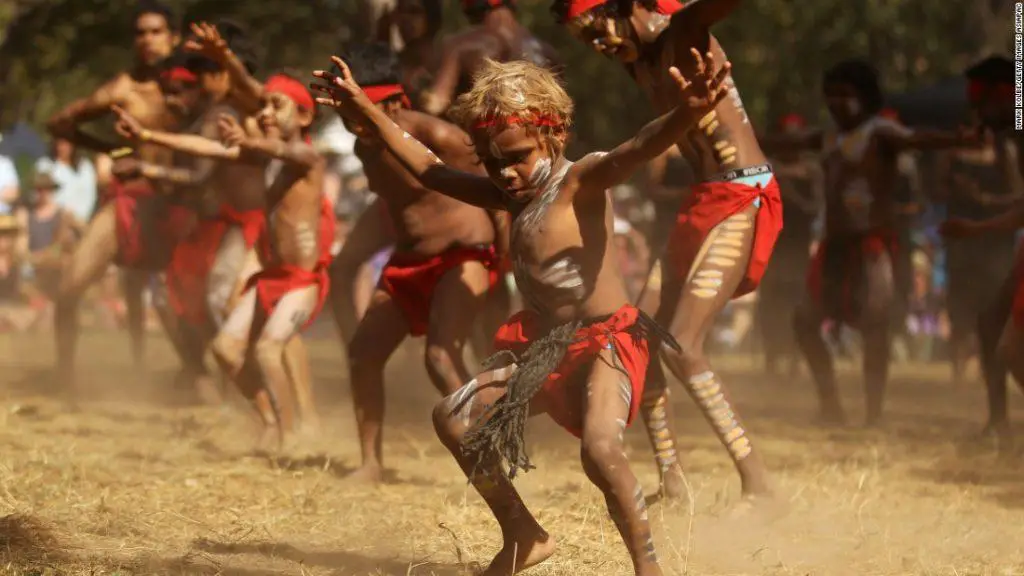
[
  {"left": 211, "top": 333, "right": 246, "bottom": 372},
  {"left": 348, "top": 334, "right": 389, "bottom": 376},
  {"left": 424, "top": 342, "right": 459, "bottom": 379},
  {"left": 253, "top": 338, "right": 286, "bottom": 372},
  {"left": 580, "top": 434, "right": 625, "bottom": 473},
  {"left": 432, "top": 396, "right": 466, "bottom": 447},
  {"left": 660, "top": 334, "right": 704, "bottom": 371}
]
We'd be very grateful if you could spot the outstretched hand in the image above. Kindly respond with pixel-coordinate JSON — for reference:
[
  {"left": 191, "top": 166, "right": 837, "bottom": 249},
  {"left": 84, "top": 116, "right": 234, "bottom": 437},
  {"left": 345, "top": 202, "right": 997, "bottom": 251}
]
[
  {"left": 669, "top": 49, "right": 732, "bottom": 118},
  {"left": 217, "top": 113, "right": 246, "bottom": 148},
  {"left": 310, "top": 56, "right": 375, "bottom": 118},
  {"left": 111, "top": 105, "right": 146, "bottom": 141},
  {"left": 183, "top": 22, "right": 229, "bottom": 61}
]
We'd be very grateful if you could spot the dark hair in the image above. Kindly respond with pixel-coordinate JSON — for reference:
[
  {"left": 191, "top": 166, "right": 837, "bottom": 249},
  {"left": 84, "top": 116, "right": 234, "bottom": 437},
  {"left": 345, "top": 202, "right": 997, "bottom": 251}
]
[
  {"left": 550, "top": 0, "right": 644, "bottom": 23},
  {"left": 822, "top": 59, "right": 883, "bottom": 115},
  {"left": 397, "top": 0, "right": 443, "bottom": 36},
  {"left": 184, "top": 19, "right": 259, "bottom": 75},
  {"left": 966, "top": 55, "right": 1012, "bottom": 84},
  {"left": 462, "top": 0, "right": 517, "bottom": 23},
  {"left": 133, "top": 0, "right": 179, "bottom": 32},
  {"left": 337, "top": 42, "right": 402, "bottom": 90}
]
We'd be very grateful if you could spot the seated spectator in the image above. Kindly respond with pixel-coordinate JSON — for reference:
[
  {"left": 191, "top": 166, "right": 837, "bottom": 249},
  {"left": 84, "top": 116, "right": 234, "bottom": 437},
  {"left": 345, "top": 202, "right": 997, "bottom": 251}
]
[
  {"left": 0, "top": 151, "right": 19, "bottom": 215},
  {"left": 16, "top": 172, "right": 81, "bottom": 308},
  {"left": 35, "top": 137, "right": 97, "bottom": 224}
]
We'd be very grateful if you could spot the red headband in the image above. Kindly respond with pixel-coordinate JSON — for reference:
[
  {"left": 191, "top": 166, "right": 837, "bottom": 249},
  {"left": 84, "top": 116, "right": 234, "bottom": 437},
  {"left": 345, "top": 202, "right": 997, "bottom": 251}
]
[
  {"left": 265, "top": 74, "right": 315, "bottom": 111},
  {"left": 566, "top": 0, "right": 607, "bottom": 19},
  {"left": 968, "top": 79, "right": 1014, "bottom": 103},
  {"left": 473, "top": 114, "right": 564, "bottom": 130},
  {"left": 655, "top": 0, "right": 684, "bottom": 15},
  {"left": 566, "top": 0, "right": 680, "bottom": 19},
  {"left": 779, "top": 113, "right": 805, "bottom": 130},
  {"left": 162, "top": 67, "right": 197, "bottom": 84},
  {"left": 363, "top": 84, "right": 411, "bottom": 108},
  {"left": 880, "top": 108, "right": 899, "bottom": 121}
]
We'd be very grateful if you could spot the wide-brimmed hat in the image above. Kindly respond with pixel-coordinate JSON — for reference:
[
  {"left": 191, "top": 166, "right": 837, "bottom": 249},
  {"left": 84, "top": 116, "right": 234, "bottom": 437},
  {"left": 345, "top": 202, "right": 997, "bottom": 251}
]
[{"left": 32, "top": 172, "right": 58, "bottom": 191}]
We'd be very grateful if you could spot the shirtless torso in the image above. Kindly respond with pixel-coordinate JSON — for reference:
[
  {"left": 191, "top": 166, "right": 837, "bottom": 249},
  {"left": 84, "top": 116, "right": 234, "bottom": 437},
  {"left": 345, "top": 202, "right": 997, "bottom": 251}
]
[
  {"left": 47, "top": 7, "right": 180, "bottom": 392},
  {"left": 558, "top": 0, "right": 779, "bottom": 501}
]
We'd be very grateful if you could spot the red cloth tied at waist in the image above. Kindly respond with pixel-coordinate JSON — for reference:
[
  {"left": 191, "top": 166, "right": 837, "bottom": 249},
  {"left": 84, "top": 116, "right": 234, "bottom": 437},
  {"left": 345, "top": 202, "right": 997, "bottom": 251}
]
[
  {"left": 246, "top": 196, "right": 336, "bottom": 330},
  {"left": 164, "top": 204, "right": 267, "bottom": 327},
  {"left": 218, "top": 203, "right": 266, "bottom": 248},
  {"left": 165, "top": 218, "right": 225, "bottom": 327},
  {"left": 379, "top": 245, "right": 499, "bottom": 336},
  {"left": 665, "top": 175, "right": 783, "bottom": 297},
  {"left": 492, "top": 304, "right": 650, "bottom": 438},
  {"left": 806, "top": 229, "right": 897, "bottom": 324},
  {"left": 108, "top": 177, "right": 193, "bottom": 270}
]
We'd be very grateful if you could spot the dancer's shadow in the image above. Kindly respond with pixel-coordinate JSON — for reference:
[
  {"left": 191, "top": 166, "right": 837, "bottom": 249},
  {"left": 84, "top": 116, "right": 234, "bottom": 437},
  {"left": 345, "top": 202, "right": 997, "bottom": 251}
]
[
  {"left": 192, "top": 538, "right": 467, "bottom": 575},
  {"left": 267, "top": 454, "right": 446, "bottom": 488}
]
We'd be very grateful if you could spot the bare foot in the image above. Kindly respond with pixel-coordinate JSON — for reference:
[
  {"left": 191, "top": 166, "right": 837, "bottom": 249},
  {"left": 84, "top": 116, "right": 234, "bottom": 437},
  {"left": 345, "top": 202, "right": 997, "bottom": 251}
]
[
  {"left": 660, "top": 465, "right": 687, "bottom": 501},
  {"left": 722, "top": 492, "right": 788, "bottom": 523},
  {"left": 480, "top": 533, "right": 556, "bottom": 575},
  {"left": 341, "top": 464, "right": 384, "bottom": 485},
  {"left": 253, "top": 425, "right": 281, "bottom": 454}
]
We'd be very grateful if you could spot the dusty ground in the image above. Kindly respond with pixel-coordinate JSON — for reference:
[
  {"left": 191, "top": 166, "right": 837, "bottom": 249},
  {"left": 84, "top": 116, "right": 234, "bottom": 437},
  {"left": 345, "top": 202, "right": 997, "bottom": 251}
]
[{"left": 0, "top": 329, "right": 1022, "bottom": 576}]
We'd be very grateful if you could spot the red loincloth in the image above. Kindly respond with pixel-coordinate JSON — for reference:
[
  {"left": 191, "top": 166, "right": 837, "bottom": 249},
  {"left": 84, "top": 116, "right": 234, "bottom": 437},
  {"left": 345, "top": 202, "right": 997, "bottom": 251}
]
[
  {"left": 108, "top": 177, "right": 193, "bottom": 270},
  {"left": 164, "top": 204, "right": 267, "bottom": 327},
  {"left": 806, "top": 229, "right": 897, "bottom": 324},
  {"left": 491, "top": 305, "right": 650, "bottom": 438},
  {"left": 665, "top": 176, "right": 783, "bottom": 297},
  {"left": 379, "top": 245, "right": 499, "bottom": 337},
  {"left": 244, "top": 197, "right": 336, "bottom": 330}
]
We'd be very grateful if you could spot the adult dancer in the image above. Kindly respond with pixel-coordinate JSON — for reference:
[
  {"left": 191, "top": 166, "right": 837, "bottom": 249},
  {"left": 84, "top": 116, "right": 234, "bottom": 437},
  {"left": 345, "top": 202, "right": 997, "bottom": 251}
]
[{"left": 554, "top": 0, "right": 781, "bottom": 499}]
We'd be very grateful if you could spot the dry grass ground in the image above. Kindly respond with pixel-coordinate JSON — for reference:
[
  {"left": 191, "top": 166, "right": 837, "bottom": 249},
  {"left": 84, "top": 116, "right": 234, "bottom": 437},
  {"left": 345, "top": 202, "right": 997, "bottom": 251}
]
[{"left": 0, "top": 330, "right": 1022, "bottom": 575}]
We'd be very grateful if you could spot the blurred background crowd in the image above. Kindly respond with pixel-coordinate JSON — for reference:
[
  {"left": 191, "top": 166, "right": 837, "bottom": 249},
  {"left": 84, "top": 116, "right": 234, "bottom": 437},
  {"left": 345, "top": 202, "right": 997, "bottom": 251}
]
[{"left": 0, "top": 0, "right": 1012, "bottom": 383}]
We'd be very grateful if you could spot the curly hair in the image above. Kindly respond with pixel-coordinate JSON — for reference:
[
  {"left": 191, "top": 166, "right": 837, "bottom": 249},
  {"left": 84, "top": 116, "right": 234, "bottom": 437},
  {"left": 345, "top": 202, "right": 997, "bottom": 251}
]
[
  {"left": 549, "top": 0, "right": 650, "bottom": 23},
  {"left": 822, "top": 59, "right": 883, "bottom": 116},
  {"left": 447, "top": 59, "right": 573, "bottom": 154}
]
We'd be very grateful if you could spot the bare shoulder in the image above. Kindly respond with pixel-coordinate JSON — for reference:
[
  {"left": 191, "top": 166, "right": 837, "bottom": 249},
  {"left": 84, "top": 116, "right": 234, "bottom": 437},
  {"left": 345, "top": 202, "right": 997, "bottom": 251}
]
[
  {"left": 408, "top": 111, "right": 470, "bottom": 150},
  {"left": 96, "top": 72, "right": 135, "bottom": 102}
]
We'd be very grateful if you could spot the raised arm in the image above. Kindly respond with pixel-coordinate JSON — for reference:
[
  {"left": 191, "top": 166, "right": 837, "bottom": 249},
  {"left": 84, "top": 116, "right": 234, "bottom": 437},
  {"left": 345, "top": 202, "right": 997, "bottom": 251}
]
[
  {"left": 421, "top": 30, "right": 502, "bottom": 116},
  {"left": 877, "top": 120, "right": 977, "bottom": 152},
  {"left": 758, "top": 128, "right": 824, "bottom": 155},
  {"left": 312, "top": 57, "right": 506, "bottom": 210},
  {"left": 674, "top": 0, "right": 743, "bottom": 28},
  {"left": 113, "top": 105, "right": 241, "bottom": 160},
  {"left": 422, "top": 119, "right": 511, "bottom": 252},
  {"left": 572, "top": 50, "right": 731, "bottom": 198},
  {"left": 184, "top": 22, "right": 264, "bottom": 115},
  {"left": 46, "top": 76, "right": 128, "bottom": 153},
  {"left": 216, "top": 114, "right": 321, "bottom": 169}
]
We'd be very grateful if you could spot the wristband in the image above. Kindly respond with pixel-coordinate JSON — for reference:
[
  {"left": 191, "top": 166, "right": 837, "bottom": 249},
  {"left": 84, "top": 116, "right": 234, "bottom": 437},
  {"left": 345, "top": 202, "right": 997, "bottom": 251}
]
[{"left": 140, "top": 129, "right": 152, "bottom": 142}]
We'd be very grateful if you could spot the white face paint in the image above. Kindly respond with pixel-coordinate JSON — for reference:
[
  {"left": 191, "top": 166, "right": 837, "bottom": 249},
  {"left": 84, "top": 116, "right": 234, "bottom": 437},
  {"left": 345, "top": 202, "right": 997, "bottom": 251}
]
[
  {"left": 646, "top": 12, "right": 670, "bottom": 34},
  {"left": 527, "top": 156, "right": 552, "bottom": 189}
]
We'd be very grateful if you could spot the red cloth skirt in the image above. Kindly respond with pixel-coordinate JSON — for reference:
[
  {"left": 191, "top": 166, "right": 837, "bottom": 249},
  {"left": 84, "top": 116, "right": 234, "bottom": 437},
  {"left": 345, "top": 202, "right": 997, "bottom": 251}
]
[
  {"left": 108, "top": 178, "right": 193, "bottom": 270},
  {"left": 492, "top": 304, "right": 650, "bottom": 438},
  {"left": 164, "top": 204, "right": 266, "bottom": 327},
  {"left": 665, "top": 175, "right": 783, "bottom": 297},
  {"left": 245, "top": 197, "right": 336, "bottom": 330},
  {"left": 379, "top": 245, "right": 499, "bottom": 336},
  {"left": 806, "top": 229, "right": 897, "bottom": 324}
]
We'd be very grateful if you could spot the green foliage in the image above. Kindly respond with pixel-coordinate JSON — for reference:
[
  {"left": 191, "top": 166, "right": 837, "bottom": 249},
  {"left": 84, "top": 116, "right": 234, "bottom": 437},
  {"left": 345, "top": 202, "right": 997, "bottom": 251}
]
[{"left": 0, "top": 0, "right": 1009, "bottom": 149}]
